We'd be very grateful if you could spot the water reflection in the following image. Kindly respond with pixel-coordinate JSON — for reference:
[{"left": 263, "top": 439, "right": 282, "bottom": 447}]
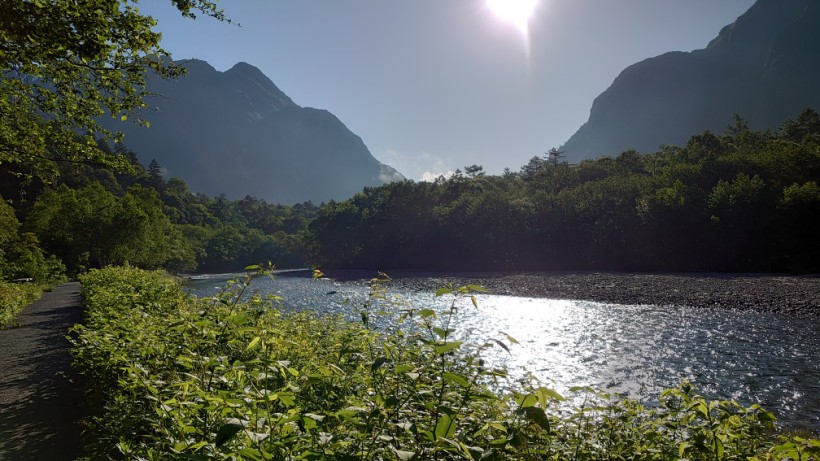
[{"left": 187, "top": 274, "right": 820, "bottom": 430}]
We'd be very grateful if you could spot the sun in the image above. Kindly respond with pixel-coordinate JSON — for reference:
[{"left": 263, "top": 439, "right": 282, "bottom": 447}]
[{"left": 486, "top": 0, "right": 538, "bottom": 34}]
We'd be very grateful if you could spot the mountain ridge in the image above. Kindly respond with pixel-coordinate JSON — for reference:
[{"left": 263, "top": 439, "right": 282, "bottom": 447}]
[
  {"left": 114, "top": 59, "right": 403, "bottom": 204},
  {"left": 561, "top": 0, "right": 820, "bottom": 161}
]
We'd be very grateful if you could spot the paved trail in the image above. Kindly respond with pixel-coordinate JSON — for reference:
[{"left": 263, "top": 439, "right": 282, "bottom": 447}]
[{"left": 0, "top": 283, "right": 86, "bottom": 460}]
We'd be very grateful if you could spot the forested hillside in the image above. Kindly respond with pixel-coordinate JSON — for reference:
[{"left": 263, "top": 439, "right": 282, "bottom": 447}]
[
  {"left": 2, "top": 110, "right": 817, "bottom": 282},
  {"left": 0, "top": 147, "right": 314, "bottom": 279},
  {"left": 310, "top": 110, "right": 820, "bottom": 273}
]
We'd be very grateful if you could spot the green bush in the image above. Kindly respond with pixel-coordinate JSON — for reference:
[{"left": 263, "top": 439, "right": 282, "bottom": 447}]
[
  {"left": 71, "top": 266, "right": 819, "bottom": 460},
  {"left": 5, "top": 232, "right": 67, "bottom": 283},
  {"left": 0, "top": 281, "right": 43, "bottom": 328}
]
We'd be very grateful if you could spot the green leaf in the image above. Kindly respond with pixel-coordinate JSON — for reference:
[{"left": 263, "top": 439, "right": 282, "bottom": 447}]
[
  {"left": 499, "top": 331, "right": 519, "bottom": 344},
  {"left": 371, "top": 356, "right": 391, "bottom": 372},
  {"left": 515, "top": 393, "right": 537, "bottom": 409},
  {"left": 757, "top": 408, "right": 777, "bottom": 422},
  {"left": 393, "top": 449, "right": 416, "bottom": 460},
  {"left": 188, "top": 441, "right": 208, "bottom": 451},
  {"left": 442, "top": 372, "right": 470, "bottom": 387},
  {"left": 215, "top": 422, "right": 243, "bottom": 447},
  {"left": 715, "top": 436, "right": 724, "bottom": 460},
  {"left": 120, "top": 114, "right": 128, "bottom": 121},
  {"left": 519, "top": 407, "right": 551, "bottom": 432},
  {"left": 301, "top": 416, "right": 318, "bottom": 430},
  {"left": 534, "top": 387, "right": 565, "bottom": 405},
  {"left": 228, "top": 313, "right": 250, "bottom": 325},
  {"left": 395, "top": 364, "right": 414, "bottom": 373},
  {"left": 435, "top": 413, "right": 456, "bottom": 439},
  {"left": 277, "top": 392, "right": 296, "bottom": 407},
  {"left": 238, "top": 449, "right": 264, "bottom": 461},
  {"left": 434, "top": 341, "right": 462, "bottom": 355},
  {"left": 568, "top": 386, "right": 594, "bottom": 393},
  {"left": 435, "top": 287, "right": 452, "bottom": 297},
  {"left": 490, "top": 338, "right": 510, "bottom": 354},
  {"left": 691, "top": 401, "right": 710, "bottom": 419},
  {"left": 246, "top": 336, "right": 261, "bottom": 351},
  {"left": 419, "top": 309, "right": 436, "bottom": 318}
]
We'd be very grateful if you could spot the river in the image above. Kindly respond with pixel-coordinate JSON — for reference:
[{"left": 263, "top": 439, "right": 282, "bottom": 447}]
[{"left": 186, "top": 271, "right": 820, "bottom": 431}]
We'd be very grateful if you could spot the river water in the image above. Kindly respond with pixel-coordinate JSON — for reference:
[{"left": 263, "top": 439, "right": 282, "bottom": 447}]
[{"left": 186, "top": 271, "right": 820, "bottom": 430}]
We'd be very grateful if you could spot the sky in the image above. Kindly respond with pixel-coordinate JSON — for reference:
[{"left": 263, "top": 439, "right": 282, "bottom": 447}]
[{"left": 142, "top": 0, "right": 757, "bottom": 181}]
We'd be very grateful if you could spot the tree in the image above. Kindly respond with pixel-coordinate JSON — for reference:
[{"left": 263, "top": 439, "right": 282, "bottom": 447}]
[
  {"left": 547, "top": 147, "right": 565, "bottom": 165},
  {"left": 779, "top": 108, "right": 820, "bottom": 142},
  {"left": 25, "top": 183, "right": 116, "bottom": 271},
  {"left": 25, "top": 182, "right": 184, "bottom": 272},
  {"left": 0, "top": 197, "right": 19, "bottom": 277},
  {"left": 0, "top": 0, "right": 225, "bottom": 180},
  {"left": 464, "top": 164, "right": 485, "bottom": 178},
  {"left": 147, "top": 159, "right": 166, "bottom": 191},
  {"left": 520, "top": 156, "right": 548, "bottom": 179}
]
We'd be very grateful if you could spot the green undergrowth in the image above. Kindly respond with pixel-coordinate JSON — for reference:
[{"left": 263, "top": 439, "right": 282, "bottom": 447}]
[
  {"left": 0, "top": 281, "right": 43, "bottom": 328},
  {"left": 71, "top": 266, "right": 819, "bottom": 460}
]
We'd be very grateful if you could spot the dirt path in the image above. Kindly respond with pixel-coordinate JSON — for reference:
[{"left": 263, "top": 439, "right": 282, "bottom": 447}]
[{"left": 0, "top": 282, "right": 85, "bottom": 460}]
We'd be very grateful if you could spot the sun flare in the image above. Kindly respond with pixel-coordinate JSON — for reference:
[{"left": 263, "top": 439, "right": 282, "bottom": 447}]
[{"left": 486, "top": 0, "right": 538, "bottom": 34}]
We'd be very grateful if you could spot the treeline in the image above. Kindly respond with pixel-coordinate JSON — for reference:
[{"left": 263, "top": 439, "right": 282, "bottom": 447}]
[
  {"left": 309, "top": 110, "right": 820, "bottom": 273},
  {"left": 2, "top": 110, "right": 818, "bottom": 281},
  {"left": 0, "top": 144, "right": 315, "bottom": 280}
]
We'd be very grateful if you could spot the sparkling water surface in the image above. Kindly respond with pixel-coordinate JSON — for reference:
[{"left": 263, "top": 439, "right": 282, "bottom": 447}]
[{"left": 187, "top": 272, "right": 820, "bottom": 430}]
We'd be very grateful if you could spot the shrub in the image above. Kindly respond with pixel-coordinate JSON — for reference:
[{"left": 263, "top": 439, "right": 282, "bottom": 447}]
[
  {"left": 71, "top": 266, "right": 819, "bottom": 460},
  {"left": 0, "top": 281, "right": 43, "bottom": 328}
]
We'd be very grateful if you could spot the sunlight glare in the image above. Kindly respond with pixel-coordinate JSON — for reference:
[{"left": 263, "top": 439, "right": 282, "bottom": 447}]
[{"left": 487, "top": 0, "right": 538, "bottom": 34}]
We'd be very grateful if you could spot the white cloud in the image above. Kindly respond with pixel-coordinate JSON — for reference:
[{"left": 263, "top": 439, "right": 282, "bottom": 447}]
[
  {"left": 420, "top": 170, "right": 455, "bottom": 182},
  {"left": 377, "top": 148, "right": 454, "bottom": 181}
]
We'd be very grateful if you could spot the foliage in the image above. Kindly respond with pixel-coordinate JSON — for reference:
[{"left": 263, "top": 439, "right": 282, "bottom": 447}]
[
  {"left": 0, "top": 149, "right": 314, "bottom": 275},
  {"left": 24, "top": 182, "right": 176, "bottom": 271},
  {"left": 309, "top": 109, "right": 820, "bottom": 273},
  {"left": 3, "top": 231, "right": 66, "bottom": 282},
  {"left": 71, "top": 266, "right": 819, "bottom": 459},
  {"left": 0, "top": 0, "right": 225, "bottom": 180},
  {"left": 0, "top": 280, "right": 42, "bottom": 328},
  {"left": 0, "top": 0, "right": 297, "bottom": 277},
  {"left": 0, "top": 194, "right": 66, "bottom": 282},
  {"left": 0, "top": 196, "right": 19, "bottom": 278}
]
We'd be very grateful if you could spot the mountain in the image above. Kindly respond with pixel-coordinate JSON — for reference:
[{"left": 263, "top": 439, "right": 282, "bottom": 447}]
[
  {"left": 561, "top": 0, "right": 820, "bottom": 161},
  {"left": 114, "top": 60, "right": 403, "bottom": 204}
]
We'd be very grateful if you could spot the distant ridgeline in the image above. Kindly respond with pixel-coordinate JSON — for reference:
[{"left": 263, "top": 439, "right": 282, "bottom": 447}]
[
  {"left": 310, "top": 110, "right": 820, "bottom": 273},
  {"left": 561, "top": 0, "right": 820, "bottom": 162},
  {"left": 109, "top": 59, "right": 403, "bottom": 205}
]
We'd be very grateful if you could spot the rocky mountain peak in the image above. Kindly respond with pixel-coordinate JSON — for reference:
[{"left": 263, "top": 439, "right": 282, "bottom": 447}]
[
  {"left": 561, "top": 0, "right": 820, "bottom": 161},
  {"left": 113, "top": 59, "right": 403, "bottom": 204}
]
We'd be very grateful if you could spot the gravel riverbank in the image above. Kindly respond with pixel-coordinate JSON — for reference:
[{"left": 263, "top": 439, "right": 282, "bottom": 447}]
[{"left": 321, "top": 271, "right": 820, "bottom": 315}]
